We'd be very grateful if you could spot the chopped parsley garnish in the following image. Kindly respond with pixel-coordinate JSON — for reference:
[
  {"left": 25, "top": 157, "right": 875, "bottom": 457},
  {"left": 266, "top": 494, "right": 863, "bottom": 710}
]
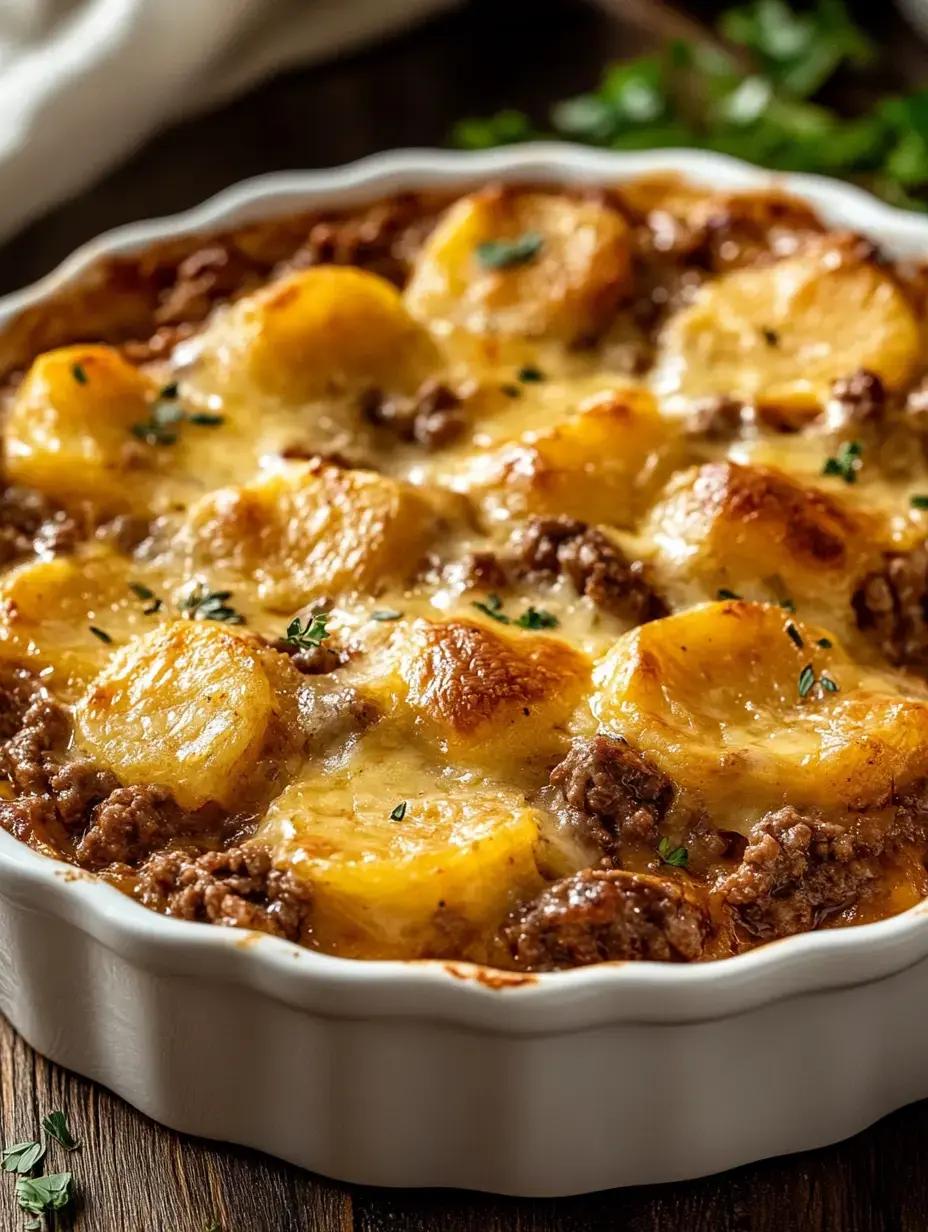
[
  {"left": 911, "top": 495, "right": 928, "bottom": 510},
  {"left": 41, "top": 1112, "right": 80, "bottom": 1153},
  {"left": 472, "top": 594, "right": 558, "bottom": 629},
  {"left": 717, "top": 588, "right": 742, "bottom": 601},
  {"left": 517, "top": 366, "right": 545, "bottom": 383},
  {"left": 817, "top": 637, "right": 833, "bottom": 649},
  {"left": 390, "top": 801, "right": 407, "bottom": 821},
  {"left": 799, "top": 663, "right": 839, "bottom": 698},
  {"left": 1, "top": 1141, "right": 45, "bottom": 1175},
  {"left": 372, "top": 610, "right": 403, "bottom": 621},
  {"left": 779, "top": 597, "right": 796, "bottom": 613},
  {"left": 514, "top": 606, "right": 559, "bottom": 630},
  {"left": 475, "top": 232, "right": 543, "bottom": 270},
  {"left": 180, "top": 586, "right": 244, "bottom": 625},
  {"left": 16, "top": 1172, "right": 72, "bottom": 1223},
  {"left": 70, "top": 363, "right": 88, "bottom": 385},
  {"left": 500, "top": 383, "right": 522, "bottom": 399},
  {"left": 283, "top": 612, "right": 329, "bottom": 650},
  {"left": 762, "top": 327, "right": 780, "bottom": 346},
  {"left": 89, "top": 626, "right": 112, "bottom": 644},
  {"left": 132, "top": 383, "right": 224, "bottom": 445},
  {"left": 129, "top": 581, "right": 162, "bottom": 615},
  {"left": 822, "top": 440, "right": 862, "bottom": 484},
  {"left": 472, "top": 593, "right": 510, "bottom": 623},
  {"left": 658, "top": 837, "right": 688, "bottom": 869},
  {"left": 785, "top": 621, "right": 803, "bottom": 649}
]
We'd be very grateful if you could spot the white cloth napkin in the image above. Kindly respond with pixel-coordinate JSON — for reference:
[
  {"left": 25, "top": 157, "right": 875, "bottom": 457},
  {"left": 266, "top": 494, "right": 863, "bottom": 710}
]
[{"left": 0, "top": 0, "right": 454, "bottom": 244}]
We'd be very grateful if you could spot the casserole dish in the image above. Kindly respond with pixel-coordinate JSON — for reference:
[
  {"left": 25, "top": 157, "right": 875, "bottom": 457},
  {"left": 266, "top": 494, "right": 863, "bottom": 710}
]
[{"left": 3, "top": 145, "right": 928, "bottom": 1194}]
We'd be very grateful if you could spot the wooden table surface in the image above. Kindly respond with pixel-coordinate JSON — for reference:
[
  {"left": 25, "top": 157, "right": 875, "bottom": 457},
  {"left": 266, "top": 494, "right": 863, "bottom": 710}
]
[{"left": 0, "top": 1, "right": 926, "bottom": 1227}]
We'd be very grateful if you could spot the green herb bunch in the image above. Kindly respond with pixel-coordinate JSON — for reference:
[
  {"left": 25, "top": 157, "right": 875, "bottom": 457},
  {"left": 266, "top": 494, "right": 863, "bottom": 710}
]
[{"left": 453, "top": 0, "right": 928, "bottom": 212}]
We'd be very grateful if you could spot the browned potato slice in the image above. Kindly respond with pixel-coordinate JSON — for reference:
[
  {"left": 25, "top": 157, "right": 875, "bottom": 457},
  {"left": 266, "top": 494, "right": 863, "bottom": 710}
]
[{"left": 405, "top": 189, "right": 631, "bottom": 342}]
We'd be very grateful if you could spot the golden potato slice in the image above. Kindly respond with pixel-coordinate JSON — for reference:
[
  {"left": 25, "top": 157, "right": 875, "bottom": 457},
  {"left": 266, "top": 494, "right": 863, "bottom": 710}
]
[
  {"left": 404, "top": 188, "right": 631, "bottom": 342},
  {"left": 258, "top": 741, "right": 543, "bottom": 959},
  {"left": 199, "top": 265, "right": 442, "bottom": 402},
  {"left": 0, "top": 551, "right": 167, "bottom": 694},
  {"left": 592, "top": 601, "right": 928, "bottom": 827},
  {"left": 654, "top": 238, "right": 921, "bottom": 411},
  {"left": 74, "top": 621, "right": 301, "bottom": 810},
  {"left": 360, "top": 617, "right": 590, "bottom": 771},
  {"left": 646, "top": 462, "right": 884, "bottom": 617},
  {"left": 173, "top": 459, "right": 450, "bottom": 612},
  {"left": 6, "top": 345, "right": 156, "bottom": 514},
  {"left": 461, "top": 386, "right": 680, "bottom": 527}
]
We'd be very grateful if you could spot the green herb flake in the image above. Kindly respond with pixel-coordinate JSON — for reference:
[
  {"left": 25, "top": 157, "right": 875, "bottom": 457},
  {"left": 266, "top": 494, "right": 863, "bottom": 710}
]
[
  {"left": 283, "top": 612, "right": 329, "bottom": 650},
  {"left": 372, "top": 610, "right": 403, "bottom": 622},
  {"left": 472, "top": 594, "right": 511, "bottom": 624},
  {"left": 475, "top": 232, "right": 544, "bottom": 271},
  {"left": 515, "top": 607, "right": 559, "bottom": 630},
  {"left": 1, "top": 1141, "right": 45, "bottom": 1175},
  {"left": 911, "top": 495, "right": 928, "bottom": 510},
  {"left": 71, "top": 363, "right": 88, "bottom": 386},
  {"left": 798, "top": 664, "right": 816, "bottom": 698},
  {"left": 717, "top": 588, "right": 742, "bottom": 601},
  {"left": 41, "top": 1111, "right": 80, "bottom": 1152},
  {"left": 779, "top": 597, "right": 796, "bottom": 613},
  {"left": 517, "top": 366, "right": 545, "bottom": 383},
  {"left": 15, "top": 1171, "right": 72, "bottom": 1219},
  {"left": 89, "top": 626, "right": 113, "bottom": 644},
  {"left": 181, "top": 585, "right": 245, "bottom": 625},
  {"left": 390, "top": 801, "right": 407, "bottom": 822},
  {"left": 817, "top": 637, "right": 833, "bottom": 649},
  {"left": 785, "top": 621, "right": 803, "bottom": 649},
  {"left": 820, "top": 673, "right": 840, "bottom": 692},
  {"left": 762, "top": 327, "right": 780, "bottom": 346},
  {"left": 128, "top": 582, "right": 155, "bottom": 601},
  {"left": 500, "top": 383, "right": 522, "bottom": 399},
  {"left": 821, "top": 440, "right": 862, "bottom": 484},
  {"left": 657, "top": 837, "right": 688, "bottom": 869},
  {"left": 187, "top": 412, "right": 225, "bottom": 427}
]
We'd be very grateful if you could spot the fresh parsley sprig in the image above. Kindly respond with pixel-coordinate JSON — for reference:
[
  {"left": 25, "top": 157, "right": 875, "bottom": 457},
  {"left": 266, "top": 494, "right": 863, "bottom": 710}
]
[
  {"left": 180, "top": 585, "right": 244, "bottom": 625},
  {"left": 472, "top": 594, "right": 559, "bottom": 629},
  {"left": 822, "top": 440, "right": 863, "bottom": 484},
  {"left": 658, "top": 837, "right": 689, "bottom": 869},
  {"left": 41, "top": 1113, "right": 80, "bottom": 1153},
  {"left": 1, "top": 1142, "right": 44, "bottom": 1175},
  {"left": 283, "top": 612, "right": 329, "bottom": 650}
]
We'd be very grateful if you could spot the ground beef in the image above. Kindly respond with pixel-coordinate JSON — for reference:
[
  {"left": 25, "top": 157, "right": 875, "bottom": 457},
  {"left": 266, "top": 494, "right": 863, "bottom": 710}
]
[
  {"left": 47, "top": 759, "right": 120, "bottom": 828},
  {"left": 0, "top": 668, "right": 42, "bottom": 742},
  {"left": 289, "top": 194, "right": 438, "bottom": 286},
  {"left": 269, "top": 638, "right": 344, "bottom": 676},
  {"left": 853, "top": 542, "right": 928, "bottom": 669},
  {"left": 154, "top": 243, "right": 262, "bottom": 326},
  {"left": 0, "top": 696, "right": 70, "bottom": 795},
  {"left": 718, "top": 807, "right": 888, "bottom": 941},
  {"left": 135, "top": 845, "right": 313, "bottom": 943},
  {"left": 684, "top": 396, "right": 753, "bottom": 442},
  {"left": 96, "top": 513, "right": 152, "bottom": 554},
  {"left": 505, "top": 870, "right": 709, "bottom": 970},
  {"left": 546, "top": 735, "right": 672, "bottom": 853},
  {"left": 0, "top": 485, "right": 80, "bottom": 565},
  {"left": 74, "top": 784, "right": 191, "bottom": 868},
  {"left": 513, "top": 515, "right": 667, "bottom": 623},
  {"left": 361, "top": 379, "right": 467, "bottom": 450}
]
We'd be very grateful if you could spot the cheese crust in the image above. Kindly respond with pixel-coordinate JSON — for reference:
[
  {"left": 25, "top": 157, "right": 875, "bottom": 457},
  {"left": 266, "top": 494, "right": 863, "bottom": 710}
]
[{"left": 2, "top": 176, "right": 928, "bottom": 969}]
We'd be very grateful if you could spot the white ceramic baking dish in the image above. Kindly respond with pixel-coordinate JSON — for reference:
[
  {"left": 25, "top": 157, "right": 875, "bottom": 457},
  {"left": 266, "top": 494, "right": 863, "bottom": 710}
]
[{"left": 3, "top": 146, "right": 928, "bottom": 1197}]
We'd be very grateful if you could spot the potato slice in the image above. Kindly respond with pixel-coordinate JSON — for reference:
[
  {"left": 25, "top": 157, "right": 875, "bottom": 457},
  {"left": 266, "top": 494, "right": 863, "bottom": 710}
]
[
  {"left": 654, "top": 238, "right": 921, "bottom": 412},
  {"left": 74, "top": 621, "right": 301, "bottom": 809},
  {"left": 592, "top": 600, "right": 928, "bottom": 827},
  {"left": 197, "top": 265, "right": 442, "bottom": 402},
  {"left": 173, "top": 459, "right": 450, "bottom": 611},
  {"left": 0, "top": 551, "right": 164, "bottom": 694},
  {"left": 646, "top": 461, "right": 884, "bottom": 620},
  {"left": 404, "top": 189, "right": 631, "bottom": 342},
  {"left": 360, "top": 617, "right": 590, "bottom": 772},
  {"left": 461, "top": 386, "right": 680, "bottom": 528},
  {"left": 6, "top": 345, "right": 155, "bottom": 514},
  {"left": 258, "top": 741, "right": 543, "bottom": 959}
]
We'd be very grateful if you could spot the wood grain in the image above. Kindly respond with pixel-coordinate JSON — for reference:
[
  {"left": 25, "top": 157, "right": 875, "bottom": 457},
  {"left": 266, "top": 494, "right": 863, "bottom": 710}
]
[{"left": 0, "top": 0, "right": 925, "bottom": 1227}]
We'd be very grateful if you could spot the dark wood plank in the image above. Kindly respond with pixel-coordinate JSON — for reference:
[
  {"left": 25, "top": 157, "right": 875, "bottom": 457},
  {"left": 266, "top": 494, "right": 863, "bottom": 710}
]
[{"left": 2, "top": 0, "right": 928, "bottom": 1228}]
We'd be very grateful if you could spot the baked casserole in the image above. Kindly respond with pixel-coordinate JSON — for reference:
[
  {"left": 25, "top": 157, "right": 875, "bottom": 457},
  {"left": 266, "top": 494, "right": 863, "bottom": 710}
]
[{"left": 1, "top": 177, "right": 928, "bottom": 970}]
